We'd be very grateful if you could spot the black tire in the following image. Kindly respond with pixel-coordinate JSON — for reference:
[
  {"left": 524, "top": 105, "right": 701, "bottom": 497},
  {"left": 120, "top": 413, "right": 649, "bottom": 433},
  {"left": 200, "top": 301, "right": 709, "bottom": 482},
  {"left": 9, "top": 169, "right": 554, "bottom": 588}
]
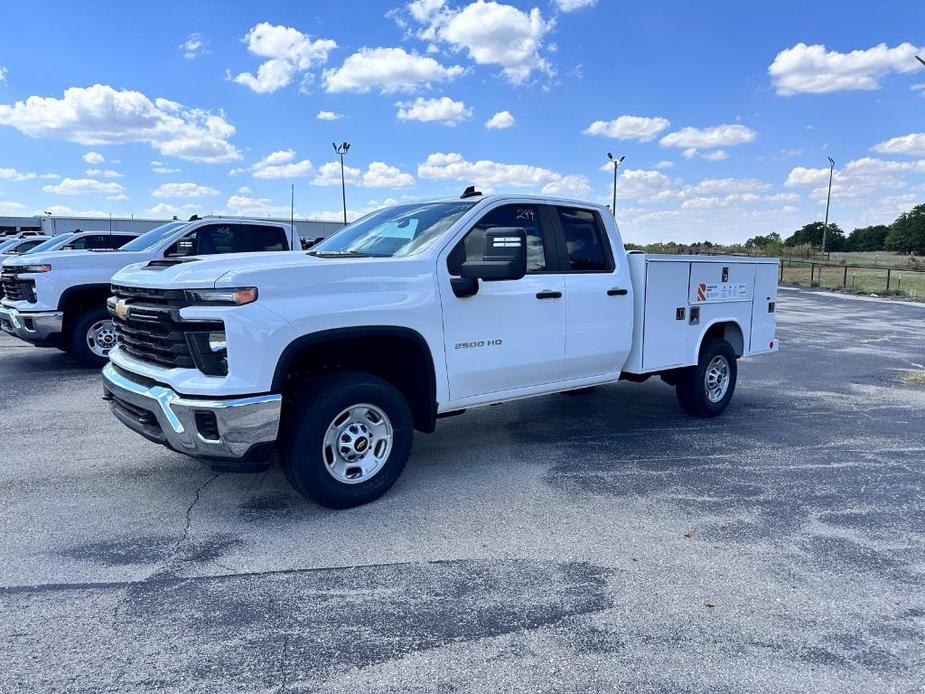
[
  {"left": 280, "top": 371, "right": 413, "bottom": 509},
  {"left": 675, "top": 338, "right": 737, "bottom": 417},
  {"left": 69, "top": 306, "right": 115, "bottom": 368}
]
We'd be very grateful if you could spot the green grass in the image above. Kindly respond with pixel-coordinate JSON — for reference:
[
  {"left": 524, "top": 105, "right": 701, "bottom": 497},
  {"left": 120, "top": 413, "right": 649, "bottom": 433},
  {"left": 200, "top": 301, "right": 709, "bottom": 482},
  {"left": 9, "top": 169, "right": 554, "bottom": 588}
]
[
  {"left": 780, "top": 262, "right": 925, "bottom": 300},
  {"left": 789, "top": 251, "right": 924, "bottom": 270}
]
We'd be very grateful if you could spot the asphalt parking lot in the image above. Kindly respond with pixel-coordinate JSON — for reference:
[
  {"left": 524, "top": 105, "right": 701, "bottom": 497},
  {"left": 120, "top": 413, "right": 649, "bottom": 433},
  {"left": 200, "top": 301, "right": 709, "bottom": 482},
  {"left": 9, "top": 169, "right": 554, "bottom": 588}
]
[{"left": 1, "top": 287, "right": 923, "bottom": 693}]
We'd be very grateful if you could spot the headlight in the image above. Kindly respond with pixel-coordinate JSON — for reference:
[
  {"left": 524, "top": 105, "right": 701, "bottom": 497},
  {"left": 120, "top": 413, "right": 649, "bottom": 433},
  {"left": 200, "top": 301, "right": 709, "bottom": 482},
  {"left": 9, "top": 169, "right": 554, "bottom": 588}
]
[
  {"left": 21, "top": 264, "right": 51, "bottom": 273},
  {"left": 184, "top": 287, "right": 257, "bottom": 306}
]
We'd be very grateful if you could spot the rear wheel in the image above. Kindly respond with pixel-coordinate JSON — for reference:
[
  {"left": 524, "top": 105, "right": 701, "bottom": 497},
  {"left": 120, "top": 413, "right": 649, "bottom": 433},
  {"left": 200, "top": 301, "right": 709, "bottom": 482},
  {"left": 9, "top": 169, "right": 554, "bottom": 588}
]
[
  {"left": 281, "top": 371, "right": 413, "bottom": 509},
  {"left": 675, "top": 338, "right": 737, "bottom": 417},
  {"left": 69, "top": 306, "right": 116, "bottom": 368}
]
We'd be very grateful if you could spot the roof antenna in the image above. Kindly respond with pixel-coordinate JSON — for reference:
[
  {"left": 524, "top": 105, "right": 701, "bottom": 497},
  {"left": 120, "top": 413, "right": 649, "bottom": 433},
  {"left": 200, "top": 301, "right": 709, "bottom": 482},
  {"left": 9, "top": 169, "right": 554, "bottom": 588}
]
[{"left": 460, "top": 185, "right": 482, "bottom": 199}]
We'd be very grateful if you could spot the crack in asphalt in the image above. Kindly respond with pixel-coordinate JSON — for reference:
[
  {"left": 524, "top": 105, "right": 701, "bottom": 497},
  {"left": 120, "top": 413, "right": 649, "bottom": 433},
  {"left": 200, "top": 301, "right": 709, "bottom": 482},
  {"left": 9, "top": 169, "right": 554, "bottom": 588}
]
[
  {"left": 102, "top": 472, "right": 222, "bottom": 690},
  {"left": 0, "top": 557, "right": 508, "bottom": 596}
]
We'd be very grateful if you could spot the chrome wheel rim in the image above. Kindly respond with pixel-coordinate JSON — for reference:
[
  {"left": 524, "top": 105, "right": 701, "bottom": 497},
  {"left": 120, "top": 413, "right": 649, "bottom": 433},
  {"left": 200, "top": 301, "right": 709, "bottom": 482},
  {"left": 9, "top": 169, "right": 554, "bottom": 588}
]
[
  {"left": 87, "top": 319, "right": 117, "bottom": 358},
  {"left": 322, "top": 403, "right": 393, "bottom": 485},
  {"left": 704, "top": 355, "right": 730, "bottom": 403}
]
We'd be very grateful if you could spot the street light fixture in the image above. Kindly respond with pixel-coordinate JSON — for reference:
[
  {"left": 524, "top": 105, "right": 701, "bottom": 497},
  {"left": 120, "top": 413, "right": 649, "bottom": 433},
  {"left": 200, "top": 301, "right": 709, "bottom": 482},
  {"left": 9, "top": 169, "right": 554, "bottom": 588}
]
[
  {"left": 822, "top": 156, "right": 835, "bottom": 257},
  {"left": 332, "top": 141, "right": 351, "bottom": 225},
  {"left": 607, "top": 153, "right": 625, "bottom": 219}
]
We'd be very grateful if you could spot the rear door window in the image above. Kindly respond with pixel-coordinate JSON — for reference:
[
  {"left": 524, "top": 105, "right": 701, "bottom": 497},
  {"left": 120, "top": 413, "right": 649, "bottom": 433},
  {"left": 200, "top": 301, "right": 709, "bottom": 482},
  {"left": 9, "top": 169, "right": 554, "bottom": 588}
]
[
  {"left": 239, "top": 224, "right": 289, "bottom": 252},
  {"left": 555, "top": 207, "right": 613, "bottom": 272},
  {"left": 166, "top": 224, "right": 288, "bottom": 256}
]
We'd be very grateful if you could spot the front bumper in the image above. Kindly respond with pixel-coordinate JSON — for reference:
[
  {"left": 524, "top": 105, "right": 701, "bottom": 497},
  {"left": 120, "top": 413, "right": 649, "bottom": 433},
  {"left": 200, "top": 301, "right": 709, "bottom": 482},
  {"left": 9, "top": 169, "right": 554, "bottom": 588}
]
[
  {"left": 0, "top": 306, "right": 63, "bottom": 345},
  {"left": 102, "top": 362, "right": 282, "bottom": 461}
]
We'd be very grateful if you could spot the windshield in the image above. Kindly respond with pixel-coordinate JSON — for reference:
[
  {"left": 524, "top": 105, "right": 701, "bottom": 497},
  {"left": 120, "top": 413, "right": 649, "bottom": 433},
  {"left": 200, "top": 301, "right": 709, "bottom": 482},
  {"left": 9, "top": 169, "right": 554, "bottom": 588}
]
[
  {"left": 24, "top": 234, "right": 74, "bottom": 254},
  {"left": 310, "top": 201, "right": 476, "bottom": 258},
  {"left": 0, "top": 237, "right": 27, "bottom": 253},
  {"left": 120, "top": 221, "right": 188, "bottom": 252}
]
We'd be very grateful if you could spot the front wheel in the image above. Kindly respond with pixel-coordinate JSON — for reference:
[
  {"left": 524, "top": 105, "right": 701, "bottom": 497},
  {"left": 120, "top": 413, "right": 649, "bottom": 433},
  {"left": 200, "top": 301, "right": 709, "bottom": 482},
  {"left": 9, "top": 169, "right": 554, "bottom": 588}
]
[
  {"left": 675, "top": 338, "right": 737, "bottom": 417},
  {"left": 69, "top": 306, "right": 116, "bottom": 368},
  {"left": 280, "top": 371, "right": 413, "bottom": 509}
]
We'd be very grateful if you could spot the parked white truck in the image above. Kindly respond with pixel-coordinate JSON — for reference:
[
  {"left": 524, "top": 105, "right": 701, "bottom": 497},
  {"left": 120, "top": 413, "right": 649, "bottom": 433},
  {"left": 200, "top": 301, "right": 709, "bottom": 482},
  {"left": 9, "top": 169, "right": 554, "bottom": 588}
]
[
  {"left": 0, "top": 218, "right": 301, "bottom": 366},
  {"left": 102, "top": 193, "right": 779, "bottom": 508}
]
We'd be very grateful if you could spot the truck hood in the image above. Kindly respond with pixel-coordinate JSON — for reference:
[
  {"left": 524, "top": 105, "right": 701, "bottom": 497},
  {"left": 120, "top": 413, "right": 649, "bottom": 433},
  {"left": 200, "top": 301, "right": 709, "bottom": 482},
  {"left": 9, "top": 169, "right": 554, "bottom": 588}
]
[
  {"left": 1, "top": 249, "right": 150, "bottom": 269},
  {"left": 111, "top": 251, "right": 329, "bottom": 289}
]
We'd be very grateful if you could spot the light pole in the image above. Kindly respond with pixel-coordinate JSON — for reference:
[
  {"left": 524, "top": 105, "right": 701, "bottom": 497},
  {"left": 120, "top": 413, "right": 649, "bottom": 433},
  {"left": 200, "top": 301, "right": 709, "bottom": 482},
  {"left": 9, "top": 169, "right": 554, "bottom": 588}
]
[
  {"left": 607, "top": 153, "right": 625, "bottom": 218},
  {"left": 822, "top": 156, "right": 835, "bottom": 257},
  {"left": 332, "top": 141, "right": 350, "bottom": 225}
]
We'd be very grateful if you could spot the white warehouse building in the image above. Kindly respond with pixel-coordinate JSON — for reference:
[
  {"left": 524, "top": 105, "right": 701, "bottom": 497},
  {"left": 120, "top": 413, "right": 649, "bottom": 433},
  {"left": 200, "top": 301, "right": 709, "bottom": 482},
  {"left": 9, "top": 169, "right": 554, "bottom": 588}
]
[{"left": 0, "top": 214, "right": 344, "bottom": 241}]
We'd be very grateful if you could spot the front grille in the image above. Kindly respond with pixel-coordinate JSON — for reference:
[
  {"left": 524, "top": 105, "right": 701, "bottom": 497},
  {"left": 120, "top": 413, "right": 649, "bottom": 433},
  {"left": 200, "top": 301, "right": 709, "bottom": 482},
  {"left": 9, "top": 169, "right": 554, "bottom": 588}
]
[
  {"left": 110, "top": 284, "right": 222, "bottom": 370},
  {"left": 1, "top": 268, "right": 36, "bottom": 302}
]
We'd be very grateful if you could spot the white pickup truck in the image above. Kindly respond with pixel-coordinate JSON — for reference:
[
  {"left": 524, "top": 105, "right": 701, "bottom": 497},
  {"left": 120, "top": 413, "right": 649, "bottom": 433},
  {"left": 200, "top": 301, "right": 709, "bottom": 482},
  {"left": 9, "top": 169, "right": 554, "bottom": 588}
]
[
  {"left": 0, "top": 217, "right": 301, "bottom": 366},
  {"left": 102, "top": 193, "right": 779, "bottom": 508}
]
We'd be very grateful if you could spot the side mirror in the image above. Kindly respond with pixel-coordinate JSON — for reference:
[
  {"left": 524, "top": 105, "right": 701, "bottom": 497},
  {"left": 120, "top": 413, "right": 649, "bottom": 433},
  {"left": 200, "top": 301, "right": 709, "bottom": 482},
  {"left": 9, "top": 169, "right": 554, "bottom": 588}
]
[{"left": 459, "top": 227, "right": 527, "bottom": 281}]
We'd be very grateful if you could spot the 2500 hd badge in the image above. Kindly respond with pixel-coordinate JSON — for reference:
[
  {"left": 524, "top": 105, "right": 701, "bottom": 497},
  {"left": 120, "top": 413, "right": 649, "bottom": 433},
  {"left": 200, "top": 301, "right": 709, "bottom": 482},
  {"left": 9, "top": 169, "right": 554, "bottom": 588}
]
[{"left": 455, "top": 339, "right": 503, "bottom": 349}]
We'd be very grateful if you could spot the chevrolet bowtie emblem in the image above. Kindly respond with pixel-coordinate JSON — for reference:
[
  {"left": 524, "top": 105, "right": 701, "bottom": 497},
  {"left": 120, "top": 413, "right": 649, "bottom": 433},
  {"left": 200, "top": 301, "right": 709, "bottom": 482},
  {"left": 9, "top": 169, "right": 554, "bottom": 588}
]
[{"left": 114, "top": 299, "right": 130, "bottom": 319}]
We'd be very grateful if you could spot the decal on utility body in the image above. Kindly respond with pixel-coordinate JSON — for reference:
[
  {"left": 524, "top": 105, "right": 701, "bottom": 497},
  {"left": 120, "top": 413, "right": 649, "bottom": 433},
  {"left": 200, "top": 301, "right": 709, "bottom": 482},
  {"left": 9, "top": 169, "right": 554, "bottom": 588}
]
[
  {"left": 455, "top": 339, "right": 503, "bottom": 350},
  {"left": 694, "top": 282, "right": 748, "bottom": 303}
]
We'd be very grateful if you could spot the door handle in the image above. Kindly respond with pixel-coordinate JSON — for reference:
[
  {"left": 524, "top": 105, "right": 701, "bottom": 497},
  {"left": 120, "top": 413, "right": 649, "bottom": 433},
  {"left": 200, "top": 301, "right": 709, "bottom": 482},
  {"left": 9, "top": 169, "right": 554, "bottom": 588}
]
[
  {"left": 536, "top": 290, "right": 562, "bottom": 299},
  {"left": 607, "top": 288, "right": 628, "bottom": 296}
]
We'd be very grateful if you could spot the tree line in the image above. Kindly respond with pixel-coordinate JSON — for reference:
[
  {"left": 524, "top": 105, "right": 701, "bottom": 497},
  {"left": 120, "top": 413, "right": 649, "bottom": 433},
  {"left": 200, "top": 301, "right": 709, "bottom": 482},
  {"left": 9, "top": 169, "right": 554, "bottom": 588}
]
[{"left": 746, "top": 203, "right": 925, "bottom": 254}]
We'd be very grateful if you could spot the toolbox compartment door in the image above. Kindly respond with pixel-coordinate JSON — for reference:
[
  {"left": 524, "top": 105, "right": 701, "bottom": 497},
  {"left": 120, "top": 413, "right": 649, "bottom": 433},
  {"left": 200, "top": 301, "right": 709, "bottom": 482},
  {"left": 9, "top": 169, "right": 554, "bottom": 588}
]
[
  {"left": 688, "top": 262, "right": 754, "bottom": 304},
  {"left": 750, "top": 263, "right": 778, "bottom": 352},
  {"left": 642, "top": 261, "right": 691, "bottom": 371}
]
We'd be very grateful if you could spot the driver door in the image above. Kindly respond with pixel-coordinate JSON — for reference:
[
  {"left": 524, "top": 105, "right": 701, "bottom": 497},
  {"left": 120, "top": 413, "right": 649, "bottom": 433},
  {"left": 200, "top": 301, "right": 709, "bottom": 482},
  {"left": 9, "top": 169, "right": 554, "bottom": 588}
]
[{"left": 439, "top": 203, "right": 567, "bottom": 403}]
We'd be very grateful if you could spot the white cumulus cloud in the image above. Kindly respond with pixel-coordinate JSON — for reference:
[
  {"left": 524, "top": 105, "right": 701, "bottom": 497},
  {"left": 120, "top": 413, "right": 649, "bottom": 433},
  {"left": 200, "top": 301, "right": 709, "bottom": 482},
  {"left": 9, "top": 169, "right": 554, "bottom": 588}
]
[
  {"left": 0, "top": 201, "right": 26, "bottom": 213},
  {"left": 323, "top": 47, "right": 463, "bottom": 93},
  {"left": 361, "top": 162, "right": 416, "bottom": 188},
  {"left": 250, "top": 149, "right": 313, "bottom": 179},
  {"left": 179, "top": 33, "right": 208, "bottom": 59},
  {"left": 660, "top": 124, "right": 756, "bottom": 153},
  {"left": 230, "top": 23, "right": 337, "bottom": 94},
  {"left": 396, "top": 96, "right": 472, "bottom": 125},
  {"left": 0, "top": 66, "right": 6, "bottom": 85},
  {"left": 0, "top": 84, "right": 240, "bottom": 163},
  {"left": 769, "top": 42, "right": 925, "bottom": 95},
  {"left": 42, "top": 177, "right": 126, "bottom": 196},
  {"left": 553, "top": 0, "right": 596, "bottom": 10},
  {"left": 312, "top": 160, "right": 415, "bottom": 188},
  {"left": 418, "top": 151, "right": 589, "bottom": 195},
  {"left": 151, "top": 161, "right": 181, "bottom": 174},
  {"left": 316, "top": 110, "right": 343, "bottom": 120},
  {"left": 584, "top": 115, "right": 670, "bottom": 142},
  {"left": 872, "top": 132, "right": 925, "bottom": 157},
  {"left": 485, "top": 110, "right": 515, "bottom": 129},
  {"left": 151, "top": 182, "right": 220, "bottom": 198},
  {"left": 83, "top": 151, "right": 105, "bottom": 164},
  {"left": 412, "top": 1, "right": 555, "bottom": 84},
  {"left": 0, "top": 168, "right": 37, "bottom": 182}
]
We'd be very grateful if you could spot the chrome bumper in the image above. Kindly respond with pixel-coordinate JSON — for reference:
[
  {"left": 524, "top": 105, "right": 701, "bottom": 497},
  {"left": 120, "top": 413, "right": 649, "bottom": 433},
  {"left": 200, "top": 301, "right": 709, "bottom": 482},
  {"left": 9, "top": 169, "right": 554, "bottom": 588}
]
[
  {"left": 0, "top": 306, "right": 63, "bottom": 344},
  {"left": 101, "top": 362, "right": 282, "bottom": 460}
]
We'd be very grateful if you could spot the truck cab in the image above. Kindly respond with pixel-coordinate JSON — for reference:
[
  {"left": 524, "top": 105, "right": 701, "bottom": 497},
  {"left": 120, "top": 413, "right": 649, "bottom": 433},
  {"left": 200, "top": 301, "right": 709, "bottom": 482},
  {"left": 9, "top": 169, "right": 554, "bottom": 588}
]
[
  {"left": 0, "top": 218, "right": 300, "bottom": 366},
  {"left": 102, "top": 194, "right": 778, "bottom": 509}
]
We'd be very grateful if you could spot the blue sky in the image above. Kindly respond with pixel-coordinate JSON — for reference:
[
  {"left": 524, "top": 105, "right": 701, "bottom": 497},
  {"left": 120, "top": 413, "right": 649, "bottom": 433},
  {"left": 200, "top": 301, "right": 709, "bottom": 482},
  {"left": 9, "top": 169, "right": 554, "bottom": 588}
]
[{"left": 0, "top": 0, "right": 923, "bottom": 243}]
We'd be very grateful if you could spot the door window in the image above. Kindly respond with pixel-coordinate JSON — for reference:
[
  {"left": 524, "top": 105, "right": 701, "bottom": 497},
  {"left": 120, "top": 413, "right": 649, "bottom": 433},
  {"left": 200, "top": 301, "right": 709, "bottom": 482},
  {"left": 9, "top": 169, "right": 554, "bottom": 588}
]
[
  {"left": 165, "top": 224, "right": 287, "bottom": 256},
  {"left": 449, "top": 204, "right": 548, "bottom": 274},
  {"left": 556, "top": 207, "right": 612, "bottom": 272}
]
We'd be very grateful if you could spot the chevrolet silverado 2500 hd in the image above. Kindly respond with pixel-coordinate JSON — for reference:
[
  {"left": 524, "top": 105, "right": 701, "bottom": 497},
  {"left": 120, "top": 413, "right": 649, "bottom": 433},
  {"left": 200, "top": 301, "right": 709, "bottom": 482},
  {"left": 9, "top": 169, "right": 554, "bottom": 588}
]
[
  {"left": 102, "top": 193, "right": 779, "bottom": 509},
  {"left": 0, "top": 218, "right": 300, "bottom": 366}
]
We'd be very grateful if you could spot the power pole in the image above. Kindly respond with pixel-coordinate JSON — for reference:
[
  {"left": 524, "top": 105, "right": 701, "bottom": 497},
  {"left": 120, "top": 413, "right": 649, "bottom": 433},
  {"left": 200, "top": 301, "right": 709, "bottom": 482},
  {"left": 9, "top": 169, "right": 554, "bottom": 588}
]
[
  {"left": 822, "top": 156, "right": 835, "bottom": 257},
  {"left": 332, "top": 141, "right": 351, "bottom": 225},
  {"left": 607, "top": 153, "right": 625, "bottom": 219}
]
